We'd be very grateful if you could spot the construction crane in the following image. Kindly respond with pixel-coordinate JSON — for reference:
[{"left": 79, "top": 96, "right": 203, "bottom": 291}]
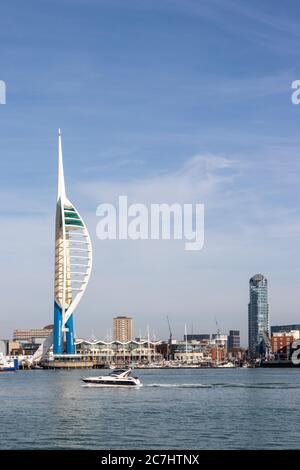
[
  {"left": 166, "top": 316, "right": 173, "bottom": 360},
  {"left": 215, "top": 317, "right": 220, "bottom": 336},
  {"left": 167, "top": 316, "right": 172, "bottom": 344}
]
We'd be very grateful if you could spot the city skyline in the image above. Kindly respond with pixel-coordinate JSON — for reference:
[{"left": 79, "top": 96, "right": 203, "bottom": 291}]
[
  {"left": 1, "top": 1, "right": 300, "bottom": 343},
  {"left": 1, "top": 0, "right": 300, "bottom": 457}
]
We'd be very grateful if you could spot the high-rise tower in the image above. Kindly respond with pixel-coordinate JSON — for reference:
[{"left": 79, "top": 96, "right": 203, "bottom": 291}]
[
  {"left": 53, "top": 130, "right": 92, "bottom": 354},
  {"left": 248, "top": 273, "right": 269, "bottom": 358},
  {"left": 113, "top": 316, "right": 133, "bottom": 342}
]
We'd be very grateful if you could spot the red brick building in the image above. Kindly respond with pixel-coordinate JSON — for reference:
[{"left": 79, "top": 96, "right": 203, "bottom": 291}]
[{"left": 271, "top": 334, "right": 294, "bottom": 359}]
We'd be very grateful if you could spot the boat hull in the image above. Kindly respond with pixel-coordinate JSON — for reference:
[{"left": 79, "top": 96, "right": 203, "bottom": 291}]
[{"left": 82, "top": 379, "right": 141, "bottom": 387}]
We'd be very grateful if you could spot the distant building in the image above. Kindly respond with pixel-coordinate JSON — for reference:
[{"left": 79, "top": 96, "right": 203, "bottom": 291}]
[
  {"left": 170, "top": 341, "right": 203, "bottom": 363},
  {"left": 248, "top": 274, "right": 269, "bottom": 359},
  {"left": 271, "top": 333, "right": 295, "bottom": 360},
  {"left": 227, "top": 347, "right": 246, "bottom": 361},
  {"left": 184, "top": 334, "right": 210, "bottom": 341},
  {"left": 113, "top": 316, "right": 133, "bottom": 342},
  {"left": 228, "top": 330, "right": 240, "bottom": 351},
  {"left": 0, "top": 340, "right": 22, "bottom": 355},
  {"left": 211, "top": 334, "right": 228, "bottom": 349},
  {"left": 155, "top": 341, "right": 168, "bottom": 358},
  {"left": 0, "top": 340, "right": 7, "bottom": 355},
  {"left": 271, "top": 324, "right": 300, "bottom": 335},
  {"left": 211, "top": 347, "right": 226, "bottom": 363},
  {"left": 13, "top": 325, "right": 53, "bottom": 341},
  {"left": 13, "top": 325, "right": 53, "bottom": 355}
]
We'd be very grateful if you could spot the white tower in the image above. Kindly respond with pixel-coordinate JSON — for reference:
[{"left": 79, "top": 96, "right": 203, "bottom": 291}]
[{"left": 33, "top": 130, "right": 92, "bottom": 361}]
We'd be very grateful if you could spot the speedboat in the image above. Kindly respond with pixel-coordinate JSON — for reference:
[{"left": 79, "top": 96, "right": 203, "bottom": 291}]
[{"left": 81, "top": 368, "right": 142, "bottom": 387}]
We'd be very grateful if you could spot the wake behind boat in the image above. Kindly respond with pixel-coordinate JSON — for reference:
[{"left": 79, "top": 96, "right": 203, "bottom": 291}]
[{"left": 81, "top": 368, "right": 142, "bottom": 387}]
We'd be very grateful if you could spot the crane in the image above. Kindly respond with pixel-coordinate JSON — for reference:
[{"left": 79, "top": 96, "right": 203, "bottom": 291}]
[
  {"left": 166, "top": 316, "right": 173, "bottom": 361},
  {"left": 166, "top": 316, "right": 172, "bottom": 344},
  {"left": 215, "top": 317, "right": 220, "bottom": 336}
]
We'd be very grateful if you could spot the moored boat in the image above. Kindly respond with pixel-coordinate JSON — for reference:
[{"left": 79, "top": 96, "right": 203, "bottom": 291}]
[
  {"left": 216, "top": 361, "right": 235, "bottom": 368},
  {"left": 0, "top": 354, "right": 18, "bottom": 372}
]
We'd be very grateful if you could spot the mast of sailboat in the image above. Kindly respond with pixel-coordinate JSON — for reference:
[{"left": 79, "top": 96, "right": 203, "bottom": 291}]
[
  {"left": 147, "top": 325, "right": 151, "bottom": 363},
  {"left": 153, "top": 329, "right": 156, "bottom": 363},
  {"left": 185, "top": 323, "right": 188, "bottom": 359}
]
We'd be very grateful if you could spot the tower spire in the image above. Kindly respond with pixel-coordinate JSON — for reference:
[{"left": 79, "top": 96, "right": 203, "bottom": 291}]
[{"left": 57, "top": 128, "right": 66, "bottom": 201}]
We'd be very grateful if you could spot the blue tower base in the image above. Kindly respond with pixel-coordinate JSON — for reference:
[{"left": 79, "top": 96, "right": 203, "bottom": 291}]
[
  {"left": 53, "top": 301, "right": 75, "bottom": 354},
  {"left": 53, "top": 301, "right": 63, "bottom": 354},
  {"left": 66, "top": 314, "right": 75, "bottom": 354}
]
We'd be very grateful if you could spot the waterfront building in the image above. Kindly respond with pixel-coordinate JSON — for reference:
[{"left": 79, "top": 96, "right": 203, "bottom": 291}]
[
  {"left": 228, "top": 330, "right": 240, "bottom": 351},
  {"left": 271, "top": 333, "right": 295, "bottom": 360},
  {"left": 227, "top": 347, "right": 246, "bottom": 362},
  {"left": 210, "top": 346, "right": 226, "bottom": 363},
  {"left": 248, "top": 273, "right": 269, "bottom": 358},
  {"left": 75, "top": 339, "right": 161, "bottom": 364},
  {"left": 113, "top": 316, "right": 133, "bottom": 342},
  {"left": 155, "top": 341, "right": 169, "bottom": 358},
  {"left": 169, "top": 340, "right": 204, "bottom": 363},
  {"left": 13, "top": 326, "right": 53, "bottom": 355}
]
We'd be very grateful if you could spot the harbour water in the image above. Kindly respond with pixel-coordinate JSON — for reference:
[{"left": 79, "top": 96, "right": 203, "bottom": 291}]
[{"left": 1, "top": 368, "right": 300, "bottom": 449}]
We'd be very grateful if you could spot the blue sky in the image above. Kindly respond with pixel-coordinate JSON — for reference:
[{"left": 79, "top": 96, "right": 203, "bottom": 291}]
[{"left": 0, "top": 0, "right": 300, "bottom": 344}]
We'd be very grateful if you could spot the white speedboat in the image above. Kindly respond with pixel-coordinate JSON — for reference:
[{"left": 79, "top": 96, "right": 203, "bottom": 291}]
[{"left": 81, "top": 368, "right": 142, "bottom": 387}]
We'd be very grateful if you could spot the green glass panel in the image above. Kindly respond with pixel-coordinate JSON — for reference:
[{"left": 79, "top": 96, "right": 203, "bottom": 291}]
[
  {"left": 65, "top": 219, "right": 84, "bottom": 227},
  {"left": 65, "top": 212, "right": 80, "bottom": 219}
]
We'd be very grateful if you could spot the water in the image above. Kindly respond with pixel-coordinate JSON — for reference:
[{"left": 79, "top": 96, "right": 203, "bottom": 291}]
[{"left": 1, "top": 368, "right": 300, "bottom": 449}]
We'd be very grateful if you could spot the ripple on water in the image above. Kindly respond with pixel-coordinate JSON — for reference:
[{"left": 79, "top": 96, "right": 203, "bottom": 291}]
[{"left": 1, "top": 368, "right": 300, "bottom": 449}]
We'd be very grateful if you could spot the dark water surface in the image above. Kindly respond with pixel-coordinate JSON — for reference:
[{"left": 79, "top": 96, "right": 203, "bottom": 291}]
[{"left": 1, "top": 368, "right": 300, "bottom": 449}]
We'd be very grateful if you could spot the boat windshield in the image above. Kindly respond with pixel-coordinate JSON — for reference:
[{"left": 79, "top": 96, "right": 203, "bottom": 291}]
[{"left": 109, "top": 369, "right": 131, "bottom": 377}]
